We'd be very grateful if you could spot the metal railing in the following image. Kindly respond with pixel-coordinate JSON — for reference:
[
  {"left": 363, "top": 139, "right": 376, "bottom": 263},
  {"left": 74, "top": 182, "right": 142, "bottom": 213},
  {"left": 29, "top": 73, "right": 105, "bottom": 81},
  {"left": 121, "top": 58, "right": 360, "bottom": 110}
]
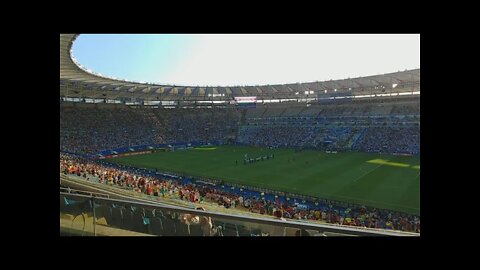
[{"left": 60, "top": 187, "right": 109, "bottom": 198}]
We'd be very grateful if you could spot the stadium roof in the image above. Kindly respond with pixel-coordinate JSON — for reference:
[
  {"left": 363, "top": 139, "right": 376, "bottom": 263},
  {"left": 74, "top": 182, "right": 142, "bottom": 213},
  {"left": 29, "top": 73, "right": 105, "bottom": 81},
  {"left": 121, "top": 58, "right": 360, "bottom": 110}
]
[{"left": 60, "top": 34, "right": 420, "bottom": 102}]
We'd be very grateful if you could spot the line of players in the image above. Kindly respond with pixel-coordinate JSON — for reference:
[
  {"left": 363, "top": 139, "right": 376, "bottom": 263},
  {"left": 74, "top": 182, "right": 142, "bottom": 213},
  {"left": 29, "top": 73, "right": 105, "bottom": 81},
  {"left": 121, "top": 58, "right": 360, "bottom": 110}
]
[{"left": 237, "top": 153, "right": 274, "bottom": 165}]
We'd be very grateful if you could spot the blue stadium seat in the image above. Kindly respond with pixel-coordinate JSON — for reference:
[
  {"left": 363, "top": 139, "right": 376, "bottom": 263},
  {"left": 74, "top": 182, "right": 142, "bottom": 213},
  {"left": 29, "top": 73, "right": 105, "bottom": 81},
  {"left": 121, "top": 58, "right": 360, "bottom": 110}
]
[
  {"left": 149, "top": 217, "right": 163, "bottom": 236},
  {"left": 144, "top": 208, "right": 156, "bottom": 219},
  {"left": 174, "top": 219, "right": 190, "bottom": 236},
  {"left": 132, "top": 209, "right": 147, "bottom": 233},
  {"left": 189, "top": 224, "right": 204, "bottom": 236},
  {"left": 237, "top": 225, "right": 251, "bottom": 236},
  {"left": 161, "top": 215, "right": 176, "bottom": 236},
  {"left": 122, "top": 206, "right": 134, "bottom": 230},
  {"left": 110, "top": 204, "right": 124, "bottom": 228},
  {"left": 222, "top": 223, "right": 239, "bottom": 237}
]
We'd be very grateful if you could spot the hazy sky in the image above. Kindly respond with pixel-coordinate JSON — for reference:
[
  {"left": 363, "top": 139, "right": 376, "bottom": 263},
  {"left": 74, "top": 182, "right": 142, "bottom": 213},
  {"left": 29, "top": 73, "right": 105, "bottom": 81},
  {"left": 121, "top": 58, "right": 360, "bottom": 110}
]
[{"left": 72, "top": 34, "right": 420, "bottom": 86}]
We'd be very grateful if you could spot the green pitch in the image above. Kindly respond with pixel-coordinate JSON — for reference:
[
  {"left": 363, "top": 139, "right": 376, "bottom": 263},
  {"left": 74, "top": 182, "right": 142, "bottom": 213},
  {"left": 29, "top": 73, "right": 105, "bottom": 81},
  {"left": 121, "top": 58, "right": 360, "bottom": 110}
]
[{"left": 107, "top": 145, "right": 420, "bottom": 214}]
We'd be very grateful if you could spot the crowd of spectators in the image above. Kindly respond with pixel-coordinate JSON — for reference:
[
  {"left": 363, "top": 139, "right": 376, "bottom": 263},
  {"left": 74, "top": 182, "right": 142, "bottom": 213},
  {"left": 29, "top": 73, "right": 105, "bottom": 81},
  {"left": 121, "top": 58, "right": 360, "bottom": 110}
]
[
  {"left": 162, "top": 108, "right": 240, "bottom": 144},
  {"left": 60, "top": 107, "right": 167, "bottom": 154},
  {"left": 237, "top": 124, "right": 419, "bottom": 154},
  {"left": 237, "top": 98, "right": 419, "bottom": 154},
  {"left": 60, "top": 100, "right": 419, "bottom": 156},
  {"left": 237, "top": 126, "right": 317, "bottom": 148},
  {"left": 313, "top": 127, "right": 359, "bottom": 151},
  {"left": 60, "top": 106, "right": 240, "bottom": 154},
  {"left": 352, "top": 127, "right": 420, "bottom": 155}
]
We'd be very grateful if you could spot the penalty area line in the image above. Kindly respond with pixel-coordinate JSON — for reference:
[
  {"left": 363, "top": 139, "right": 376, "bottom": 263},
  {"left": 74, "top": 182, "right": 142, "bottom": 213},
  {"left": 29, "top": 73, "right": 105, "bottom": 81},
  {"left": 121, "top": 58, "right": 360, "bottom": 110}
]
[{"left": 353, "top": 163, "right": 383, "bottom": 183}]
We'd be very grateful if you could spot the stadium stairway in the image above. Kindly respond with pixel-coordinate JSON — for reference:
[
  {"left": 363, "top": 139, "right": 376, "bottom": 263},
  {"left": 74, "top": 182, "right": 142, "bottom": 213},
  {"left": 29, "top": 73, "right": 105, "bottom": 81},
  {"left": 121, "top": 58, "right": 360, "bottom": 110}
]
[
  {"left": 348, "top": 128, "right": 367, "bottom": 149},
  {"left": 240, "top": 109, "right": 247, "bottom": 125},
  {"left": 152, "top": 110, "right": 167, "bottom": 127},
  {"left": 297, "top": 106, "right": 307, "bottom": 116}
]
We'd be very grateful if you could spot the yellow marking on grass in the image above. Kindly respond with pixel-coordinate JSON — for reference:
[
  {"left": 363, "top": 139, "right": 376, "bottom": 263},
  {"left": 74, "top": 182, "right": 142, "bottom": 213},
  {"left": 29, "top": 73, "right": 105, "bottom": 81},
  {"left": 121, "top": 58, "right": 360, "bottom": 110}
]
[
  {"left": 367, "top": 159, "right": 410, "bottom": 168},
  {"left": 411, "top": 165, "right": 420, "bottom": 170},
  {"left": 193, "top": 147, "right": 217, "bottom": 151}
]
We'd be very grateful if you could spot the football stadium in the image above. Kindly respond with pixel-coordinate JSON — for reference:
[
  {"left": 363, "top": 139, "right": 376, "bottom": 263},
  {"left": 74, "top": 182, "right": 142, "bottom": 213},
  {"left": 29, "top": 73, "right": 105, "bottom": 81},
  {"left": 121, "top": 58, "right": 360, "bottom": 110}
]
[{"left": 60, "top": 34, "right": 420, "bottom": 236}]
